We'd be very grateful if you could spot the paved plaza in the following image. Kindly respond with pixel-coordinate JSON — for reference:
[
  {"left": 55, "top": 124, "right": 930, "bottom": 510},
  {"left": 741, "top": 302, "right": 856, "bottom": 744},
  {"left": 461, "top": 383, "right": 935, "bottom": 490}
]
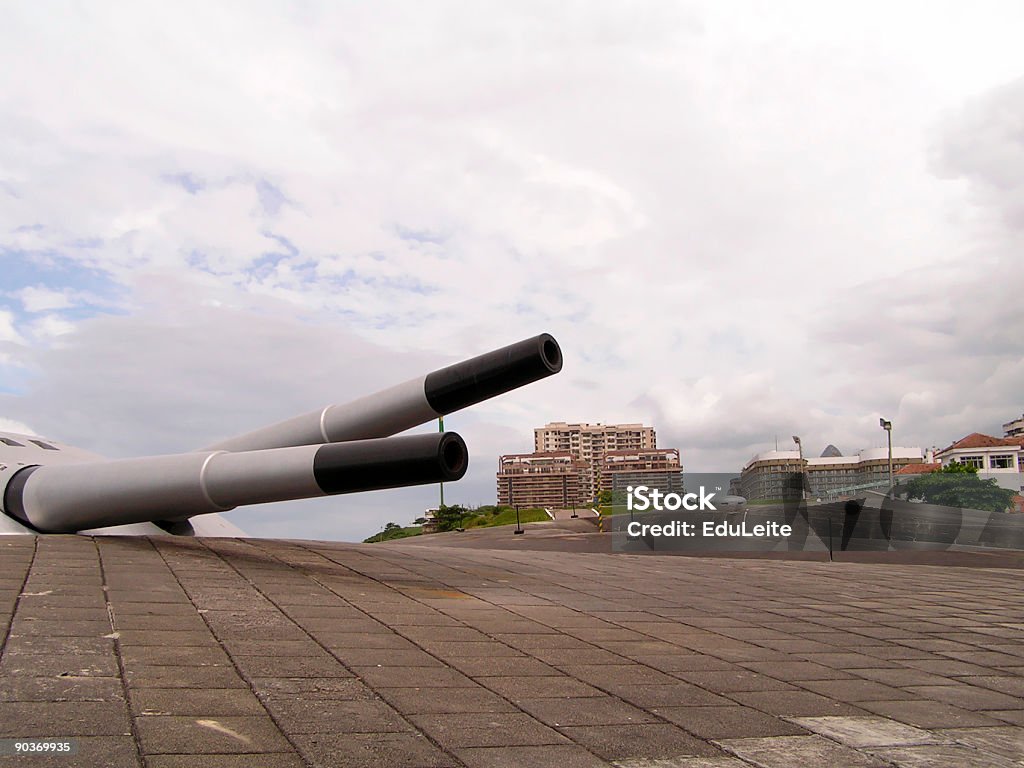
[{"left": 1, "top": 531, "right": 1023, "bottom": 766}]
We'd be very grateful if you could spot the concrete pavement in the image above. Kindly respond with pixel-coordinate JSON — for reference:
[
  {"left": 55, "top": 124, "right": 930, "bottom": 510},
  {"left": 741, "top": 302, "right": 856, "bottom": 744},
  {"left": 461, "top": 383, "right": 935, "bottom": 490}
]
[{"left": 1, "top": 531, "right": 1022, "bottom": 766}]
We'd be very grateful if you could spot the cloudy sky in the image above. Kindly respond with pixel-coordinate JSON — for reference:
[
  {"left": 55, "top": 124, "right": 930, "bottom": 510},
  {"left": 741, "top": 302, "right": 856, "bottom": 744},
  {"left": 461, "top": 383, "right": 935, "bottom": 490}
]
[{"left": 2, "top": 1, "right": 1022, "bottom": 541}]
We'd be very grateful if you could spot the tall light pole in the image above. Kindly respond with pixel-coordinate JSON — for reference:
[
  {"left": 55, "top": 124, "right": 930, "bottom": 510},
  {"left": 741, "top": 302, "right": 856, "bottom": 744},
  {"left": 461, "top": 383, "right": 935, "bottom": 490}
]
[
  {"left": 510, "top": 474, "right": 523, "bottom": 534},
  {"left": 438, "top": 417, "right": 445, "bottom": 508},
  {"left": 880, "top": 418, "right": 893, "bottom": 491},
  {"left": 792, "top": 436, "right": 805, "bottom": 500}
]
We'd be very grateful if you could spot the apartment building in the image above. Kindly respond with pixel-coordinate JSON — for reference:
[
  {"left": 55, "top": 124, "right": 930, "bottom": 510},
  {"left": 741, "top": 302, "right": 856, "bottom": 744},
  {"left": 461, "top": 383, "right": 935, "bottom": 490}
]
[
  {"left": 533, "top": 422, "right": 657, "bottom": 499},
  {"left": 740, "top": 446, "right": 925, "bottom": 501},
  {"left": 535, "top": 422, "right": 656, "bottom": 461},
  {"left": 600, "top": 448, "right": 684, "bottom": 494},
  {"left": 495, "top": 452, "right": 588, "bottom": 508},
  {"left": 497, "top": 422, "right": 678, "bottom": 506}
]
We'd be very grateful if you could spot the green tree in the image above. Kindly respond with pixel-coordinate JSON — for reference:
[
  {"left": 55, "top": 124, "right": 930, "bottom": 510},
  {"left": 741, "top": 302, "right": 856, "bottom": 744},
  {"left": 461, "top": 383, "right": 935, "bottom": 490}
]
[
  {"left": 598, "top": 490, "right": 614, "bottom": 506},
  {"left": 903, "top": 462, "right": 1016, "bottom": 513},
  {"left": 434, "top": 504, "right": 469, "bottom": 532}
]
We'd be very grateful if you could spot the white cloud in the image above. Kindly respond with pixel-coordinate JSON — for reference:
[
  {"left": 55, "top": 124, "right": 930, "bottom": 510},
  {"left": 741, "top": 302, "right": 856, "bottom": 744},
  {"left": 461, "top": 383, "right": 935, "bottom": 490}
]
[
  {"left": 0, "top": 310, "right": 25, "bottom": 345},
  {"left": 16, "top": 286, "right": 73, "bottom": 313},
  {"left": 0, "top": 417, "right": 35, "bottom": 435},
  {"left": 1, "top": 2, "right": 1023, "bottom": 538},
  {"left": 30, "top": 315, "right": 77, "bottom": 339},
  {"left": 934, "top": 75, "right": 1024, "bottom": 238}
]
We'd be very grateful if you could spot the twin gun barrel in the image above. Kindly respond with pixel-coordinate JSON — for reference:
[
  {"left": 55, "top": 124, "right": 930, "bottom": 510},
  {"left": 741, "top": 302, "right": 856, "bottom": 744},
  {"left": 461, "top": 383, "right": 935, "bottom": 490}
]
[{"left": 1, "top": 334, "right": 562, "bottom": 533}]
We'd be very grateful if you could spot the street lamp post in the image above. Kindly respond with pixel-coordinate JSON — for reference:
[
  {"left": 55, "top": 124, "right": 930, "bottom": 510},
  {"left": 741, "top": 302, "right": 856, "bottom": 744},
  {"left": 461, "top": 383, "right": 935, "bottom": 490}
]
[
  {"left": 559, "top": 472, "right": 577, "bottom": 517},
  {"left": 792, "top": 435, "right": 805, "bottom": 500},
  {"left": 438, "top": 417, "right": 445, "bottom": 508},
  {"left": 509, "top": 475, "right": 524, "bottom": 534},
  {"left": 880, "top": 418, "right": 893, "bottom": 491}
]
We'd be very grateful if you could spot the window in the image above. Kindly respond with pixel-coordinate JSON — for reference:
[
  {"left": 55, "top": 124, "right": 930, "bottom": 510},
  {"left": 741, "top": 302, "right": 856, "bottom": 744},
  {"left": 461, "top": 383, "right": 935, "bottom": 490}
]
[
  {"left": 29, "top": 440, "right": 59, "bottom": 451},
  {"left": 990, "top": 454, "right": 1014, "bottom": 469},
  {"left": 958, "top": 456, "right": 984, "bottom": 470},
  {"left": 1, "top": 437, "right": 25, "bottom": 447}
]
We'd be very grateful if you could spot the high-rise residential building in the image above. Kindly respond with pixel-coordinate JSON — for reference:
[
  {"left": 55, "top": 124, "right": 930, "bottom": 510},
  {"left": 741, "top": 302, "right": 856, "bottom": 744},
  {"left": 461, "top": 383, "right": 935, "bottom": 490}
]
[
  {"left": 1004, "top": 414, "right": 1024, "bottom": 439},
  {"left": 534, "top": 422, "right": 656, "bottom": 459},
  {"left": 533, "top": 422, "right": 657, "bottom": 498}
]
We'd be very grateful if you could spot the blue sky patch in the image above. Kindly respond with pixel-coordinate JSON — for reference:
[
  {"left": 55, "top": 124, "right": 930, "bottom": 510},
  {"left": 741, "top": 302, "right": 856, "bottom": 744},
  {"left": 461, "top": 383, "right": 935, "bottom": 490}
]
[
  {"left": 161, "top": 173, "right": 205, "bottom": 194},
  {"left": 394, "top": 224, "right": 449, "bottom": 245},
  {"left": 261, "top": 231, "right": 299, "bottom": 258},
  {"left": 0, "top": 363, "right": 33, "bottom": 396},
  {"left": 0, "top": 249, "right": 120, "bottom": 298},
  {"left": 0, "top": 249, "right": 125, "bottom": 329},
  {"left": 256, "top": 179, "right": 288, "bottom": 216}
]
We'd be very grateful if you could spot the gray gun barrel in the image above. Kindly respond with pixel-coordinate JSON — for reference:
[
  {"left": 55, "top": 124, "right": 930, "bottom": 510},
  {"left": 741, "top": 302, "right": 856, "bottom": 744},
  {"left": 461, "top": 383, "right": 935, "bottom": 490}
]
[
  {"left": 203, "top": 333, "right": 562, "bottom": 452},
  {"left": 2, "top": 432, "right": 467, "bottom": 534}
]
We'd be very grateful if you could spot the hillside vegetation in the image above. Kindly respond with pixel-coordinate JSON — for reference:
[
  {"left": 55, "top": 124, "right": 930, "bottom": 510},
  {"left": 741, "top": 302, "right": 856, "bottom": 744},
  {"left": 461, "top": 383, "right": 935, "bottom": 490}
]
[{"left": 364, "top": 505, "right": 550, "bottom": 543}]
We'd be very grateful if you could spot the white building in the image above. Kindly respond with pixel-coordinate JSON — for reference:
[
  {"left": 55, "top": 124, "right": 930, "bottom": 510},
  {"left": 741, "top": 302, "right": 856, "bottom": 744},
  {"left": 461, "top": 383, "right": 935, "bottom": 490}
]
[
  {"left": 740, "top": 446, "right": 924, "bottom": 500},
  {"left": 935, "top": 433, "right": 1024, "bottom": 493},
  {"left": 1004, "top": 414, "right": 1024, "bottom": 439}
]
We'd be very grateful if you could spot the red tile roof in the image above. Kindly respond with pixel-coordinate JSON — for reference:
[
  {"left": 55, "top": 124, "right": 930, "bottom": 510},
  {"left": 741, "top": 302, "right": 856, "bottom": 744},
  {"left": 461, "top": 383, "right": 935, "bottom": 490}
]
[
  {"left": 938, "top": 433, "right": 1023, "bottom": 453},
  {"left": 895, "top": 462, "right": 941, "bottom": 476}
]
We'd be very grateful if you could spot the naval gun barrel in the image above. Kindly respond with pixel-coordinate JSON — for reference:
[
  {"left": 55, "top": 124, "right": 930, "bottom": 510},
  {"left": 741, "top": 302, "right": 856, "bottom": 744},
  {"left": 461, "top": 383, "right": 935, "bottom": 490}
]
[
  {"left": 203, "top": 333, "right": 562, "bottom": 452},
  {"left": 2, "top": 432, "right": 467, "bottom": 534}
]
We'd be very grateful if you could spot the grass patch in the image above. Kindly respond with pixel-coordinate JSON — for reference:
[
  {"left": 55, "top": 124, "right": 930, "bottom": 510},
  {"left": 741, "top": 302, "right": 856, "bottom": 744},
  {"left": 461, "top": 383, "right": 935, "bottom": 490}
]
[
  {"left": 363, "top": 525, "right": 422, "bottom": 543},
  {"left": 600, "top": 504, "right": 631, "bottom": 516},
  {"left": 462, "top": 507, "right": 549, "bottom": 529},
  {"left": 365, "top": 506, "right": 552, "bottom": 542}
]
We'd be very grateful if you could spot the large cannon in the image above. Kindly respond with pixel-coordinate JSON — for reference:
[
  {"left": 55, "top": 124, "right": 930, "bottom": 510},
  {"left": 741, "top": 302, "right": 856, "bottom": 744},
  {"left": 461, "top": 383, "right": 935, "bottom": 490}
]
[
  {"left": 203, "top": 333, "right": 562, "bottom": 452},
  {"left": 0, "top": 334, "right": 562, "bottom": 535},
  {"left": 3, "top": 433, "right": 467, "bottom": 534}
]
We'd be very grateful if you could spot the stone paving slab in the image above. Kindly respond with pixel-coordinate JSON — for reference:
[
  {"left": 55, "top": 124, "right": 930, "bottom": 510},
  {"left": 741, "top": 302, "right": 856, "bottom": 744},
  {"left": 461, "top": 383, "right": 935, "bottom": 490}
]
[
  {"left": 868, "top": 743, "right": 1022, "bottom": 767},
  {"left": 0, "top": 701, "right": 132, "bottom": 737},
  {"left": 453, "top": 743, "right": 609, "bottom": 768},
  {"left": 131, "top": 687, "right": 268, "bottom": 717},
  {"left": 655, "top": 707, "right": 808, "bottom": 740},
  {"left": 717, "top": 735, "right": 891, "bottom": 766},
  {"left": 788, "top": 715, "right": 944, "bottom": 747},
  {"left": 0, "top": 533, "right": 1022, "bottom": 766},
  {"left": 407, "top": 713, "right": 570, "bottom": 748},
  {"left": 133, "top": 715, "right": 294, "bottom": 754},
  {"left": 558, "top": 723, "right": 720, "bottom": 760},
  {"left": 613, "top": 759, "right": 750, "bottom": 768},
  {"left": 937, "top": 726, "right": 1024, "bottom": 762},
  {"left": 0, "top": 736, "right": 141, "bottom": 768}
]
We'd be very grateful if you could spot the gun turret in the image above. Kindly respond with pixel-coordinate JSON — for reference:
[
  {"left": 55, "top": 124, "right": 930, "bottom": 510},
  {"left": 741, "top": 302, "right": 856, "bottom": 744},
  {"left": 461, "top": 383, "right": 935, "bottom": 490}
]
[
  {"left": 203, "top": 333, "right": 562, "bottom": 452},
  {"left": 0, "top": 332, "right": 562, "bottom": 536},
  {"left": 2, "top": 433, "right": 466, "bottom": 533}
]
